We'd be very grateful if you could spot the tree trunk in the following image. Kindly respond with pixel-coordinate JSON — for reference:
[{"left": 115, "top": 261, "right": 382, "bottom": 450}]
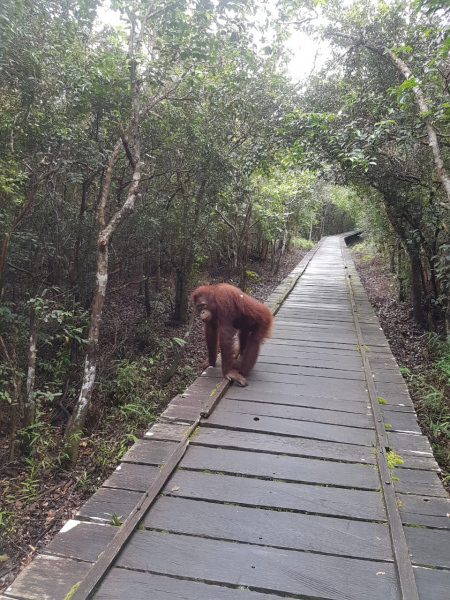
[
  {"left": 22, "top": 302, "right": 37, "bottom": 454},
  {"left": 144, "top": 253, "right": 152, "bottom": 316},
  {"left": 64, "top": 244, "right": 108, "bottom": 463},
  {"left": 409, "top": 244, "right": 423, "bottom": 325},
  {"left": 397, "top": 243, "right": 406, "bottom": 302},
  {"left": 155, "top": 242, "right": 161, "bottom": 292},
  {"left": 174, "top": 264, "right": 191, "bottom": 323}
]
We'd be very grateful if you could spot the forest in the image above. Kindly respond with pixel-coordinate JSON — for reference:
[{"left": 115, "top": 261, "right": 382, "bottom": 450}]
[{"left": 1, "top": 0, "right": 449, "bottom": 585}]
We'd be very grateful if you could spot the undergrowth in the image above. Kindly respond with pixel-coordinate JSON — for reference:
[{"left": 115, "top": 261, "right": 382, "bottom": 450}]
[{"left": 400, "top": 334, "right": 450, "bottom": 484}]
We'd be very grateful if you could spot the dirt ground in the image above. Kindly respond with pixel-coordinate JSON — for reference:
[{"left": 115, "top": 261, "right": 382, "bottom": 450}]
[{"left": 0, "top": 245, "right": 308, "bottom": 590}]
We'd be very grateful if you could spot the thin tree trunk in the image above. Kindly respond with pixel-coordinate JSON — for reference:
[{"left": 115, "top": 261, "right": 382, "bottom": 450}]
[
  {"left": 397, "top": 243, "right": 406, "bottom": 302},
  {"left": 155, "top": 242, "right": 161, "bottom": 292},
  {"left": 21, "top": 302, "right": 37, "bottom": 454},
  {"left": 64, "top": 244, "right": 108, "bottom": 463},
  {"left": 409, "top": 244, "right": 423, "bottom": 325}
]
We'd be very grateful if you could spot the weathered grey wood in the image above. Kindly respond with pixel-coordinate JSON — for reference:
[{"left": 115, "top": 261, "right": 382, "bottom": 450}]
[
  {"left": 263, "top": 340, "right": 359, "bottom": 356},
  {"left": 77, "top": 487, "right": 142, "bottom": 523},
  {"left": 95, "top": 569, "right": 283, "bottom": 600},
  {"left": 241, "top": 375, "right": 370, "bottom": 401},
  {"left": 382, "top": 409, "right": 422, "bottom": 434},
  {"left": 394, "top": 467, "right": 449, "bottom": 498},
  {"left": 213, "top": 398, "right": 373, "bottom": 429},
  {"left": 4, "top": 555, "right": 90, "bottom": 600},
  {"left": 405, "top": 526, "right": 450, "bottom": 568},
  {"left": 116, "top": 530, "right": 400, "bottom": 600},
  {"left": 193, "top": 427, "right": 376, "bottom": 464},
  {"left": 144, "top": 422, "right": 191, "bottom": 441},
  {"left": 121, "top": 440, "right": 178, "bottom": 465},
  {"left": 226, "top": 386, "right": 369, "bottom": 410},
  {"left": 264, "top": 337, "right": 361, "bottom": 351},
  {"left": 143, "top": 496, "right": 393, "bottom": 561},
  {"left": 204, "top": 409, "right": 376, "bottom": 446},
  {"left": 164, "top": 470, "right": 387, "bottom": 521},
  {"left": 258, "top": 352, "right": 364, "bottom": 372},
  {"left": 103, "top": 463, "right": 159, "bottom": 492},
  {"left": 399, "top": 494, "right": 450, "bottom": 529},
  {"left": 389, "top": 432, "right": 433, "bottom": 454},
  {"left": 415, "top": 566, "right": 450, "bottom": 600},
  {"left": 180, "top": 446, "right": 380, "bottom": 490},
  {"left": 252, "top": 361, "right": 366, "bottom": 381},
  {"left": 43, "top": 521, "right": 116, "bottom": 562}
]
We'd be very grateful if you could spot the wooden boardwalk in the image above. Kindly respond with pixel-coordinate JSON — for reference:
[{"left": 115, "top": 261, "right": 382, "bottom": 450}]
[{"left": 5, "top": 235, "right": 450, "bottom": 600}]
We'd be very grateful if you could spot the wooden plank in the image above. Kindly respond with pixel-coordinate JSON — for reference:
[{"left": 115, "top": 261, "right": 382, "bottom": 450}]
[
  {"left": 121, "top": 440, "right": 178, "bottom": 465},
  {"left": 263, "top": 340, "right": 359, "bottom": 356},
  {"left": 252, "top": 362, "right": 366, "bottom": 381},
  {"left": 193, "top": 427, "right": 376, "bottom": 464},
  {"left": 143, "top": 496, "right": 393, "bottom": 561},
  {"left": 103, "top": 463, "right": 159, "bottom": 492},
  {"left": 213, "top": 398, "right": 373, "bottom": 429},
  {"left": 77, "top": 487, "right": 142, "bottom": 523},
  {"left": 405, "top": 526, "right": 450, "bottom": 569},
  {"left": 180, "top": 446, "right": 380, "bottom": 490},
  {"left": 395, "top": 452, "right": 440, "bottom": 472},
  {"left": 258, "top": 353, "right": 363, "bottom": 372},
  {"left": 415, "top": 566, "right": 450, "bottom": 600},
  {"left": 264, "top": 337, "right": 360, "bottom": 351},
  {"left": 144, "top": 422, "right": 191, "bottom": 441},
  {"left": 204, "top": 409, "right": 376, "bottom": 446},
  {"left": 225, "top": 386, "right": 369, "bottom": 410},
  {"left": 388, "top": 432, "right": 433, "bottom": 454},
  {"left": 382, "top": 410, "right": 421, "bottom": 434},
  {"left": 242, "top": 375, "right": 369, "bottom": 401},
  {"left": 116, "top": 530, "right": 400, "bottom": 600},
  {"left": 4, "top": 555, "right": 90, "bottom": 600},
  {"left": 394, "top": 468, "right": 448, "bottom": 498},
  {"left": 164, "top": 470, "right": 387, "bottom": 521},
  {"left": 43, "top": 521, "right": 116, "bottom": 562},
  {"left": 95, "top": 569, "right": 283, "bottom": 600},
  {"left": 399, "top": 494, "right": 450, "bottom": 529}
]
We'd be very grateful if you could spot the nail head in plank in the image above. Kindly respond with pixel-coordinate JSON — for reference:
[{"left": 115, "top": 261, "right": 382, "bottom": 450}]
[
  {"left": 204, "top": 410, "right": 375, "bottom": 446},
  {"left": 399, "top": 494, "right": 450, "bottom": 529},
  {"left": 215, "top": 398, "right": 373, "bottom": 429}
]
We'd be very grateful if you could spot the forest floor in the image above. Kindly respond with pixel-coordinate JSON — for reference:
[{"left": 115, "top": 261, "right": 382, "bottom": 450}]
[
  {"left": 0, "top": 244, "right": 308, "bottom": 591},
  {"left": 351, "top": 244, "right": 450, "bottom": 495}
]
